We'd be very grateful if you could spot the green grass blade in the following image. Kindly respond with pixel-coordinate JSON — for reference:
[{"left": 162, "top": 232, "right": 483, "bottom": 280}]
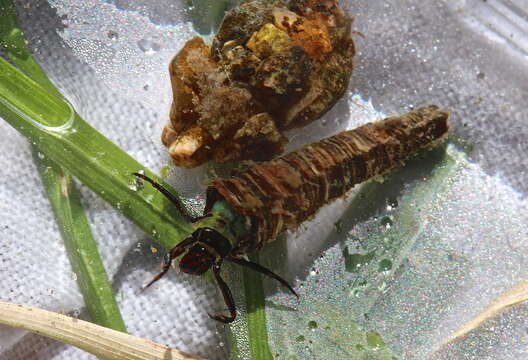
[
  {"left": 0, "top": 1, "right": 60, "bottom": 97},
  {"left": 1, "top": 0, "right": 126, "bottom": 331},
  {"left": 243, "top": 254, "right": 273, "bottom": 360},
  {"left": 36, "top": 156, "right": 127, "bottom": 330},
  {"left": 0, "top": 57, "right": 193, "bottom": 249}
]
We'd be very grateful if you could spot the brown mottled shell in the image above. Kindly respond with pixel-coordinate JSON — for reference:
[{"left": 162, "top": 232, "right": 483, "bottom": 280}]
[
  {"left": 162, "top": 0, "right": 355, "bottom": 168},
  {"left": 205, "top": 106, "right": 450, "bottom": 254}
]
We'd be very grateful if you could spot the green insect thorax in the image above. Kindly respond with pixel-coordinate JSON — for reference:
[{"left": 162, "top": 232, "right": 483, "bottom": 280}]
[{"left": 191, "top": 200, "right": 249, "bottom": 249}]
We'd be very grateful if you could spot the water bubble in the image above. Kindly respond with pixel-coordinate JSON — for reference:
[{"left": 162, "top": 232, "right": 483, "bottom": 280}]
[
  {"left": 127, "top": 181, "right": 139, "bottom": 191},
  {"left": 107, "top": 30, "right": 119, "bottom": 41},
  {"left": 387, "top": 197, "right": 399, "bottom": 209},
  {"left": 381, "top": 216, "right": 393, "bottom": 229},
  {"left": 137, "top": 38, "right": 161, "bottom": 55},
  {"left": 378, "top": 259, "right": 393, "bottom": 272}
]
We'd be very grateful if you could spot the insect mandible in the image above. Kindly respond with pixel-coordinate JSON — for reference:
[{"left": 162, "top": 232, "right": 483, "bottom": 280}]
[{"left": 134, "top": 105, "right": 449, "bottom": 323}]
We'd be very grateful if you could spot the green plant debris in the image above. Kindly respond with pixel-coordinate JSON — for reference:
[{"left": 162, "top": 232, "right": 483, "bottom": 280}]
[
  {"left": 366, "top": 331, "right": 385, "bottom": 350},
  {"left": 295, "top": 335, "right": 306, "bottom": 342},
  {"left": 160, "top": 165, "right": 172, "bottom": 178}
]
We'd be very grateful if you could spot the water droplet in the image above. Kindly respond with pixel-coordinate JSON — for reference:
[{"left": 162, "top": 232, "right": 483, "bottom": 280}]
[
  {"left": 128, "top": 181, "right": 138, "bottom": 191},
  {"left": 143, "top": 84, "right": 150, "bottom": 91},
  {"left": 378, "top": 259, "right": 392, "bottom": 272},
  {"left": 381, "top": 216, "right": 393, "bottom": 229},
  {"left": 71, "top": 272, "right": 78, "bottom": 281},
  {"left": 366, "top": 331, "right": 385, "bottom": 350},
  {"left": 387, "top": 197, "right": 398, "bottom": 209},
  {"left": 219, "top": 342, "right": 224, "bottom": 347},
  {"left": 356, "top": 344, "right": 365, "bottom": 351},
  {"left": 343, "top": 247, "right": 375, "bottom": 273},
  {"left": 37, "top": 152, "right": 45, "bottom": 159},
  {"left": 308, "top": 320, "right": 317, "bottom": 330},
  {"left": 107, "top": 30, "right": 119, "bottom": 41},
  {"left": 137, "top": 38, "right": 161, "bottom": 55}
]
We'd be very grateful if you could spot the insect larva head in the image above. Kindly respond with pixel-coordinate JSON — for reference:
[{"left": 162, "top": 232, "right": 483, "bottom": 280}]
[{"left": 179, "top": 244, "right": 216, "bottom": 275}]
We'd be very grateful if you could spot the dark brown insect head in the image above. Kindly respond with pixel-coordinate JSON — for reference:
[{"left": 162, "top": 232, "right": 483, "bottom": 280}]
[
  {"left": 179, "top": 244, "right": 215, "bottom": 275},
  {"left": 179, "top": 227, "right": 232, "bottom": 275}
]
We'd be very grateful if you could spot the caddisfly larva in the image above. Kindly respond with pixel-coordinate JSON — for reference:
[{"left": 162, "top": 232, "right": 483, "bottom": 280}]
[{"left": 135, "top": 105, "right": 449, "bottom": 323}]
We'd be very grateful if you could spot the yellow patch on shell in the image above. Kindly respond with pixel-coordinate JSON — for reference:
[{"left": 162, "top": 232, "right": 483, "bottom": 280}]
[{"left": 246, "top": 23, "right": 294, "bottom": 58}]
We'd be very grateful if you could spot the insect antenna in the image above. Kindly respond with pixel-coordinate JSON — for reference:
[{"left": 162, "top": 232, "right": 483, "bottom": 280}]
[
  {"left": 228, "top": 257, "right": 299, "bottom": 298},
  {"left": 209, "top": 260, "right": 237, "bottom": 323},
  {"left": 132, "top": 172, "right": 197, "bottom": 222},
  {"left": 140, "top": 236, "right": 198, "bottom": 292}
]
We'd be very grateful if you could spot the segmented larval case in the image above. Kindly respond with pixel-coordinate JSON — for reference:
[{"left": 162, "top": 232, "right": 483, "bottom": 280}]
[{"left": 206, "top": 105, "right": 449, "bottom": 254}]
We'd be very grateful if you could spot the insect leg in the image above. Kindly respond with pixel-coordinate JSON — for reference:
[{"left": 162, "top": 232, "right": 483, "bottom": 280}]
[
  {"left": 141, "top": 236, "right": 197, "bottom": 291},
  {"left": 209, "top": 261, "right": 237, "bottom": 323},
  {"left": 228, "top": 257, "right": 299, "bottom": 298},
  {"left": 132, "top": 172, "right": 197, "bottom": 222}
]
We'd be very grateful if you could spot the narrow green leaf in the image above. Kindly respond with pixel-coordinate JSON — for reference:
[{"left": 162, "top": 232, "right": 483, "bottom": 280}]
[
  {"left": 0, "top": 57, "right": 194, "bottom": 250},
  {"left": 1, "top": 0, "right": 126, "bottom": 331},
  {"left": 243, "top": 254, "right": 273, "bottom": 360},
  {"left": 36, "top": 156, "right": 127, "bottom": 330}
]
